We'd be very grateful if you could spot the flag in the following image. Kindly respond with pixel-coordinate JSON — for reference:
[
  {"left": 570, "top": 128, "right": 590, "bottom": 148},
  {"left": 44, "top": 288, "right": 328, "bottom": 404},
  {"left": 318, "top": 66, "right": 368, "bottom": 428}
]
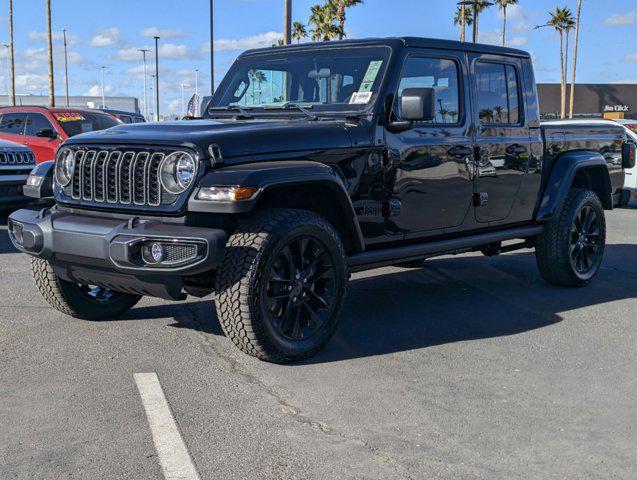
[{"left": 186, "top": 93, "right": 200, "bottom": 117}]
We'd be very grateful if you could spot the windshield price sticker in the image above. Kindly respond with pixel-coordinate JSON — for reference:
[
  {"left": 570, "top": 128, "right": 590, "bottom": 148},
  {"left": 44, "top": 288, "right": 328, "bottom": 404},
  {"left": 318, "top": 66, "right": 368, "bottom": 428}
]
[
  {"left": 350, "top": 92, "right": 373, "bottom": 104},
  {"left": 54, "top": 112, "right": 85, "bottom": 122}
]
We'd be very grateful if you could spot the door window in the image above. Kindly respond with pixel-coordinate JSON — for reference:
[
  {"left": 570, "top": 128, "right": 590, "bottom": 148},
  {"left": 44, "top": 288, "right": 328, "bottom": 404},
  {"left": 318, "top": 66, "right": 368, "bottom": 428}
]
[
  {"left": 475, "top": 62, "right": 520, "bottom": 125},
  {"left": 397, "top": 57, "right": 461, "bottom": 124},
  {"left": 25, "top": 113, "right": 55, "bottom": 136},
  {"left": 0, "top": 113, "right": 27, "bottom": 135}
]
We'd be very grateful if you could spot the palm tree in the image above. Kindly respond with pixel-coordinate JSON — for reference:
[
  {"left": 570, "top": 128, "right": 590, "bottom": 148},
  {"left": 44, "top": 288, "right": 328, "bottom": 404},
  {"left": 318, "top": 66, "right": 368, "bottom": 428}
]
[
  {"left": 8, "top": 0, "right": 15, "bottom": 106},
  {"left": 309, "top": 3, "right": 342, "bottom": 42},
  {"left": 329, "top": 0, "right": 363, "bottom": 40},
  {"left": 46, "top": 0, "right": 55, "bottom": 107},
  {"left": 495, "top": 0, "right": 518, "bottom": 46},
  {"left": 463, "top": 0, "right": 492, "bottom": 43},
  {"left": 569, "top": 0, "right": 583, "bottom": 119},
  {"left": 548, "top": 6, "right": 575, "bottom": 119},
  {"left": 454, "top": 6, "right": 473, "bottom": 42},
  {"left": 292, "top": 21, "right": 308, "bottom": 43}
]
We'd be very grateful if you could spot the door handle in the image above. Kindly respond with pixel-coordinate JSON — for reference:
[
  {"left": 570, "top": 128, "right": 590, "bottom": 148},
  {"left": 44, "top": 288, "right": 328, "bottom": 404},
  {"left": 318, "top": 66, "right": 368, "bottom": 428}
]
[
  {"left": 449, "top": 146, "right": 474, "bottom": 158},
  {"left": 506, "top": 144, "right": 527, "bottom": 155}
]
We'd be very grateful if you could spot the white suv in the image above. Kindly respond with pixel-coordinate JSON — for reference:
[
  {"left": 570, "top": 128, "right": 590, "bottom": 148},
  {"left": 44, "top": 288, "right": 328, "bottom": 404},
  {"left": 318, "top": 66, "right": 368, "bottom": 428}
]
[{"left": 613, "top": 120, "right": 637, "bottom": 204}]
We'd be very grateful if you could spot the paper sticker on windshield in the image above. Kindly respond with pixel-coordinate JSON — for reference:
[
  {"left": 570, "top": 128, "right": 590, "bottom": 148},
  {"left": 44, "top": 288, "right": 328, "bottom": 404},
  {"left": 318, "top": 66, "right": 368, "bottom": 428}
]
[
  {"left": 359, "top": 60, "right": 383, "bottom": 93},
  {"left": 349, "top": 92, "right": 373, "bottom": 105},
  {"left": 54, "top": 112, "right": 85, "bottom": 122}
]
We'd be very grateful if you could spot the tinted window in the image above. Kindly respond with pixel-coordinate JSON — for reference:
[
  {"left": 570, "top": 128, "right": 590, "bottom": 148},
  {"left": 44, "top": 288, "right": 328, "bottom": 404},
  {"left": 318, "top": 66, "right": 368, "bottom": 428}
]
[
  {"left": 52, "top": 111, "right": 119, "bottom": 137},
  {"left": 398, "top": 57, "right": 461, "bottom": 124},
  {"left": 0, "top": 113, "right": 27, "bottom": 135},
  {"left": 25, "top": 113, "right": 55, "bottom": 136},
  {"left": 475, "top": 62, "right": 520, "bottom": 124}
]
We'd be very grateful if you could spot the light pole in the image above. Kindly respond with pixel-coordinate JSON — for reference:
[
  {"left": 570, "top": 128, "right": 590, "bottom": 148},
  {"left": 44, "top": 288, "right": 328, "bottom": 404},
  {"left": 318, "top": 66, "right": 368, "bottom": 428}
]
[
  {"left": 209, "top": 0, "right": 214, "bottom": 96},
  {"left": 284, "top": 0, "right": 292, "bottom": 45},
  {"left": 1, "top": 44, "right": 9, "bottom": 97},
  {"left": 100, "top": 66, "right": 106, "bottom": 108},
  {"left": 62, "top": 29, "right": 69, "bottom": 107},
  {"left": 154, "top": 36, "right": 160, "bottom": 121},
  {"left": 149, "top": 80, "right": 154, "bottom": 119},
  {"left": 181, "top": 83, "right": 190, "bottom": 117},
  {"left": 139, "top": 49, "right": 149, "bottom": 120}
]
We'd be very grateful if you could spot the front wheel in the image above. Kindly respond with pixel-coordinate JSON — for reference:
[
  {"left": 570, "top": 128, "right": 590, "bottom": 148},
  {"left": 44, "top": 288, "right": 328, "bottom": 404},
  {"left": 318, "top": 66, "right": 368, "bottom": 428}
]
[
  {"left": 31, "top": 258, "right": 141, "bottom": 320},
  {"left": 535, "top": 188, "right": 606, "bottom": 287},
  {"left": 215, "top": 209, "right": 347, "bottom": 363}
]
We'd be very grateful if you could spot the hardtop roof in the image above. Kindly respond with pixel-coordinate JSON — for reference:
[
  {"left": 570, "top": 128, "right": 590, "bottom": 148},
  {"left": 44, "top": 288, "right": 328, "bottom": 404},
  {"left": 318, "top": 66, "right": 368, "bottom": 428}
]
[{"left": 242, "top": 37, "right": 531, "bottom": 59}]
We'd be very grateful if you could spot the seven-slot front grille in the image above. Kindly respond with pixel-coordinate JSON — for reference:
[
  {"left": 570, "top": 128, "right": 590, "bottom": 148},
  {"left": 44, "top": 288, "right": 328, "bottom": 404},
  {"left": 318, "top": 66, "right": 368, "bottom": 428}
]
[
  {"left": 69, "top": 149, "right": 166, "bottom": 207},
  {"left": 0, "top": 151, "right": 35, "bottom": 165}
]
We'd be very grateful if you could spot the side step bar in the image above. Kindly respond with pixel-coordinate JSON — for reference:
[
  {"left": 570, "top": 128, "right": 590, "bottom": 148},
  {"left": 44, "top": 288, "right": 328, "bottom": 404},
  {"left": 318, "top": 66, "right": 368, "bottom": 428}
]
[{"left": 347, "top": 225, "right": 544, "bottom": 272}]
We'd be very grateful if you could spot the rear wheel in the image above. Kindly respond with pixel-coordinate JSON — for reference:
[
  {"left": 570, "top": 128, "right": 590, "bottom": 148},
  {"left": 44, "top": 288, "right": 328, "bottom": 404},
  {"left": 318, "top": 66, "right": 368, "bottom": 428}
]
[
  {"left": 31, "top": 257, "right": 141, "bottom": 320},
  {"left": 215, "top": 209, "right": 347, "bottom": 363},
  {"left": 535, "top": 188, "right": 606, "bottom": 287}
]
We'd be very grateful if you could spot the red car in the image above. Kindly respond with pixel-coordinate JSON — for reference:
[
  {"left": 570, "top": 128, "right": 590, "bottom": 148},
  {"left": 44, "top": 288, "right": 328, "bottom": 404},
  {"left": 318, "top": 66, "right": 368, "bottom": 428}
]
[{"left": 0, "top": 106, "right": 121, "bottom": 164}]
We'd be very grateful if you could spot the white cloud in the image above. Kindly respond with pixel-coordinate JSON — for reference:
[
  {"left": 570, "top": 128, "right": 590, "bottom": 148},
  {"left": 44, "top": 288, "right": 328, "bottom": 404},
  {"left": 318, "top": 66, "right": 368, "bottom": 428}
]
[
  {"left": 623, "top": 53, "right": 637, "bottom": 63},
  {"left": 29, "top": 29, "right": 80, "bottom": 47},
  {"left": 202, "top": 31, "right": 283, "bottom": 53},
  {"left": 603, "top": 12, "right": 637, "bottom": 25},
  {"left": 480, "top": 30, "right": 527, "bottom": 48},
  {"left": 83, "top": 84, "right": 114, "bottom": 96},
  {"left": 497, "top": 4, "right": 531, "bottom": 21},
  {"left": 159, "top": 43, "right": 193, "bottom": 59},
  {"left": 15, "top": 73, "right": 49, "bottom": 90},
  {"left": 113, "top": 46, "right": 149, "bottom": 62},
  {"left": 140, "top": 27, "right": 186, "bottom": 39},
  {"left": 89, "top": 27, "right": 121, "bottom": 47}
]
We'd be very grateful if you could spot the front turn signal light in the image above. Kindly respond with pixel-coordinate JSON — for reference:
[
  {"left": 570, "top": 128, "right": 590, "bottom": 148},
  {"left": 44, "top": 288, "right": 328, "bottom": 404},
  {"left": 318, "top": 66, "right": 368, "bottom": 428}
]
[{"left": 195, "top": 186, "right": 258, "bottom": 202}]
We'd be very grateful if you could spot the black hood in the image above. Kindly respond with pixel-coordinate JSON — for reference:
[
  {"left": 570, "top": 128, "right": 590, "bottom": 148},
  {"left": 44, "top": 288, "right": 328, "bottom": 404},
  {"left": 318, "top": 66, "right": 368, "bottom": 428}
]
[{"left": 64, "top": 118, "right": 354, "bottom": 159}]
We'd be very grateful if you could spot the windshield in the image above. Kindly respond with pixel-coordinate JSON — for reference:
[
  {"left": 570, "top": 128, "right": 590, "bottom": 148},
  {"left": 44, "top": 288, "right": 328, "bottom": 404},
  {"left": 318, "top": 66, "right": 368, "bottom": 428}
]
[
  {"left": 210, "top": 46, "right": 391, "bottom": 115},
  {"left": 53, "top": 111, "right": 120, "bottom": 137}
]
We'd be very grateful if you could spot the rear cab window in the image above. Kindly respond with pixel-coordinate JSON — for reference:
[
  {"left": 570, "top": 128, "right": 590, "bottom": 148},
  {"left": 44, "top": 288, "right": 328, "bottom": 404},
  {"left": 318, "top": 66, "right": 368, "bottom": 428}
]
[{"left": 475, "top": 62, "right": 521, "bottom": 125}]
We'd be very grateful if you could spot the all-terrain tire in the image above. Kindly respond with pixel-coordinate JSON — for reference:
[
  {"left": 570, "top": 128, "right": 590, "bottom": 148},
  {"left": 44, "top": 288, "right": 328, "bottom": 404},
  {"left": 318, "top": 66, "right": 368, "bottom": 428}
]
[
  {"left": 535, "top": 188, "right": 606, "bottom": 287},
  {"left": 31, "top": 257, "right": 142, "bottom": 320},
  {"left": 215, "top": 209, "right": 347, "bottom": 363}
]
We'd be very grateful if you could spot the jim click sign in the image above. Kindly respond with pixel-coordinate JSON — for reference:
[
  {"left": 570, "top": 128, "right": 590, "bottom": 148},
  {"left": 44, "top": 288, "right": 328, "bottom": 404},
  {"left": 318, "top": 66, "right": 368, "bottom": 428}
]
[{"left": 604, "top": 105, "right": 630, "bottom": 112}]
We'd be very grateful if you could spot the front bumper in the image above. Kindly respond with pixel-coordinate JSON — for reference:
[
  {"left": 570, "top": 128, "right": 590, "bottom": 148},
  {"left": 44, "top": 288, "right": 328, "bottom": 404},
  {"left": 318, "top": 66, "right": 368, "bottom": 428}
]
[
  {"left": 0, "top": 174, "right": 31, "bottom": 208},
  {"left": 8, "top": 208, "right": 227, "bottom": 300}
]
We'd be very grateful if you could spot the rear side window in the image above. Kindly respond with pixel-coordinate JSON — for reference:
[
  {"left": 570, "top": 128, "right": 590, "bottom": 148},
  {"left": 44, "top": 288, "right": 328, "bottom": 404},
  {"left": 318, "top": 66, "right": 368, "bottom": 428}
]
[
  {"left": 397, "top": 56, "right": 461, "bottom": 124},
  {"left": 25, "top": 113, "right": 55, "bottom": 136},
  {"left": 475, "top": 62, "right": 520, "bottom": 125},
  {"left": 0, "top": 113, "right": 27, "bottom": 135}
]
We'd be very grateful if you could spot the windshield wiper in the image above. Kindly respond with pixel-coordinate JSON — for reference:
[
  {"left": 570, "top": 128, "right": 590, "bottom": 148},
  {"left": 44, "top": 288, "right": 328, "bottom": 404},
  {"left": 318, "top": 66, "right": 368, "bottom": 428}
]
[
  {"left": 264, "top": 103, "right": 318, "bottom": 121},
  {"left": 209, "top": 105, "right": 254, "bottom": 119}
]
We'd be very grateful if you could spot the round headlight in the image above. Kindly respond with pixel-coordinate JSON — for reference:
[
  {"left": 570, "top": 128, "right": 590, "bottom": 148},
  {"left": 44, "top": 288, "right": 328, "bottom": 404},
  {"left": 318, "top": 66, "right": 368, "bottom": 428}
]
[
  {"left": 55, "top": 148, "right": 75, "bottom": 187},
  {"left": 160, "top": 151, "right": 197, "bottom": 194}
]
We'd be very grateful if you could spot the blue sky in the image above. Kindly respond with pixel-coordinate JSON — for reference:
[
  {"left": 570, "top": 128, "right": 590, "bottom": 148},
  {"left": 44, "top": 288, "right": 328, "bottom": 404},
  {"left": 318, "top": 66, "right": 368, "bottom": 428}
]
[{"left": 1, "top": 0, "right": 637, "bottom": 115}]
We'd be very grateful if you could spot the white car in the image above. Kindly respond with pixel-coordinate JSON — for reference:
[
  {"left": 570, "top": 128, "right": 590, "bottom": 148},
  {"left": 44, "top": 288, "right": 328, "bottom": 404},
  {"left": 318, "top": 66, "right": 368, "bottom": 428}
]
[{"left": 613, "top": 120, "right": 637, "bottom": 198}]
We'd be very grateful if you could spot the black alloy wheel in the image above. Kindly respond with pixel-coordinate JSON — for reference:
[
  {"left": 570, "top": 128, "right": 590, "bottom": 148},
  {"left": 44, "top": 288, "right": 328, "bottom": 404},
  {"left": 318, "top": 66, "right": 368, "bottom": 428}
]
[
  {"left": 569, "top": 205, "right": 602, "bottom": 275},
  {"left": 263, "top": 236, "right": 336, "bottom": 342}
]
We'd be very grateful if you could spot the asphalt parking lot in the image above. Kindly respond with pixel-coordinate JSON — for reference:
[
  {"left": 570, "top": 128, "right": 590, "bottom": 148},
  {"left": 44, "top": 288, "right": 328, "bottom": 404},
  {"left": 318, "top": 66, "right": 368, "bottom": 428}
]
[{"left": 1, "top": 208, "right": 635, "bottom": 480}]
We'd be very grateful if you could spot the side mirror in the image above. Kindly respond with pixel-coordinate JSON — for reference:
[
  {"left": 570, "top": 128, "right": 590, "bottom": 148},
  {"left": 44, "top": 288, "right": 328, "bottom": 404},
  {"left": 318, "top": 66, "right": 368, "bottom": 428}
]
[
  {"left": 36, "top": 128, "right": 58, "bottom": 139},
  {"left": 400, "top": 88, "right": 436, "bottom": 122}
]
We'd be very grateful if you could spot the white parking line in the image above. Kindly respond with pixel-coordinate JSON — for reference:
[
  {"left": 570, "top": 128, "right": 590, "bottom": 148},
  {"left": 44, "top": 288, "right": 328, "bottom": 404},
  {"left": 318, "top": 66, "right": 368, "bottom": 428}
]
[{"left": 134, "top": 372, "right": 201, "bottom": 480}]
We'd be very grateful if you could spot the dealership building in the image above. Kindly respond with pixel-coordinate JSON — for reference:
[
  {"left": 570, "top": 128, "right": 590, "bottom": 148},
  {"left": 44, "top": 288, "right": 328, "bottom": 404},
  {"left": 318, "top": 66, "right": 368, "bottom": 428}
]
[{"left": 537, "top": 83, "right": 637, "bottom": 120}]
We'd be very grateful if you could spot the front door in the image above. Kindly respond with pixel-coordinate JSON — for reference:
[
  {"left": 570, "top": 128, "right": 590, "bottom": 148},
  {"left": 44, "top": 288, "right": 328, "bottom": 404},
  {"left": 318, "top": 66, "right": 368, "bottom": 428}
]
[
  {"left": 469, "top": 55, "right": 531, "bottom": 224},
  {"left": 385, "top": 51, "right": 475, "bottom": 239},
  {"left": 25, "top": 113, "right": 61, "bottom": 163}
]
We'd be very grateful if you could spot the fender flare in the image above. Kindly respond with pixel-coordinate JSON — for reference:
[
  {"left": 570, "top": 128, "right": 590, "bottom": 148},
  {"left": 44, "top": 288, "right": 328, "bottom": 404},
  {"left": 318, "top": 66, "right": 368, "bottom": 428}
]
[
  {"left": 536, "top": 151, "right": 612, "bottom": 222},
  {"left": 23, "top": 160, "right": 55, "bottom": 199},
  {"left": 189, "top": 160, "right": 365, "bottom": 252}
]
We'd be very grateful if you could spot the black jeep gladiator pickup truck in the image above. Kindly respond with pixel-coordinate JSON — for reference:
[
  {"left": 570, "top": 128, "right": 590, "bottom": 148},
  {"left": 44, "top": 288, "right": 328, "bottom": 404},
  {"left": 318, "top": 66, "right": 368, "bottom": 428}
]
[{"left": 8, "top": 38, "right": 635, "bottom": 362}]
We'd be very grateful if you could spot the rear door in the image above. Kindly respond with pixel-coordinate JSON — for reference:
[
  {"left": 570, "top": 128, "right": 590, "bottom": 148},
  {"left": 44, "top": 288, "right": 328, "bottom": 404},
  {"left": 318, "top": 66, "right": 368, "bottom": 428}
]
[{"left": 469, "top": 54, "right": 531, "bottom": 224}]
